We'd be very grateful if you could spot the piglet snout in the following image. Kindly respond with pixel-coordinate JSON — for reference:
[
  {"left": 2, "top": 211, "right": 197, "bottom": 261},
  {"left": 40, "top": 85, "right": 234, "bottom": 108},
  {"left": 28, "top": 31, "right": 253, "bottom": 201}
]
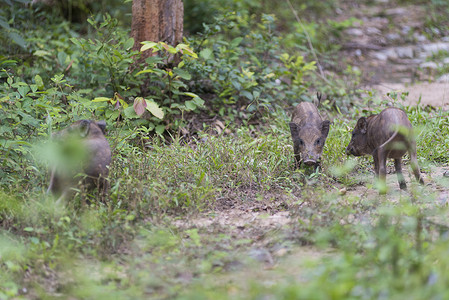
[{"left": 303, "top": 159, "right": 317, "bottom": 166}]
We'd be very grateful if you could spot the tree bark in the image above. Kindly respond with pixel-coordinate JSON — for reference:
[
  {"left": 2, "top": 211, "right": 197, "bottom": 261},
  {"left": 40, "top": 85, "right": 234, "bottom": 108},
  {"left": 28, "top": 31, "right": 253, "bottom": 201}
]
[{"left": 131, "top": 0, "right": 184, "bottom": 60}]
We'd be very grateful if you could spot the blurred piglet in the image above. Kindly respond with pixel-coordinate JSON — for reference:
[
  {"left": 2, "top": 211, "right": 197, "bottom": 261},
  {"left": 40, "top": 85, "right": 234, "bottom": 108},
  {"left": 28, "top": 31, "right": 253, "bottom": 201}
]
[{"left": 47, "top": 120, "right": 111, "bottom": 202}]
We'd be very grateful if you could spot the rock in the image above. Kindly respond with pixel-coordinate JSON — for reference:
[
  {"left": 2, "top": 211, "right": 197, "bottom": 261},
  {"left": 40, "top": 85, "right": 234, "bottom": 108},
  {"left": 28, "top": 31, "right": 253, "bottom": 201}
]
[
  {"left": 418, "top": 51, "right": 429, "bottom": 59},
  {"left": 395, "top": 46, "right": 414, "bottom": 58},
  {"left": 442, "top": 36, "right": 449, "bottom": 42},
  {"left": 385, "top": 7, "right": 407, "bottom": 15},
  {"left": 444, "top": 170, "right": 449, "bottom": 177},
  {"left": 413, "top": 33, "right": 427, "bottom": 43},
  {"left": 443, "top": 57, "right": 449, "bottom": 64},
  {"left": 384, "top": 48, "right": 398, "bottom": 59},
  {"left": 371, "top": 17, "right": 389, "bottom": 27},
  {"left": 354, "top": 49, "right": 362, "bottom": 57},
  {"left": 432, "top": 28, "right": 441, "bottom": 36},
  {"left": 421, "top": 43, "right": 449, "bottom": 55},
  {"left": 386, "top": 33, "right": 401, "bottom": 42},
  {"left": 400, "top": 58, "right": 424, "bottom": 64},
  {"left": 366, "top": 27, "right": 381, "bottom": 35},
  {"left": 438, "top": 193, "right": 449, "bottom": 206},
  {"left": 373, "top": 48, "right": 399, "bottom": 60},
  {"left": 248, "top": 248, "right": 274, "bottom": 265},
  {"left": 346, "top": 28, "right": 364, "bottom": 37},
  {"left": 401, "top": 25, "right": 411, "bottom": 35},
  {"left": 370, "top": 51, "right": 388, "bottom": 61},
  {"left": 437, "top": 74, "right": 449, "bottom": 82},
  {"left": 420, "top": 62, "right": 438, "bottom": 69}
]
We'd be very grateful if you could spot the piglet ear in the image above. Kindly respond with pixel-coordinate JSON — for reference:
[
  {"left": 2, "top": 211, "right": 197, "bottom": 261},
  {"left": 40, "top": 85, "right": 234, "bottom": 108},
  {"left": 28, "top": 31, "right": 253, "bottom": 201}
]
[
  {"left": 321, "top": 120, "right": 330, "bottom": 138},
  {"left": 96, "top": 120, "right": 107, "bottom": 135},
  {"left": 289, "top": 122, "right": 300, "bottom": 139},
  {"left": 79, "top": 120, "right": 90, "bottom": 138},
  {"left": 356, "top": 117, "right": 368, "bottom": 134}
]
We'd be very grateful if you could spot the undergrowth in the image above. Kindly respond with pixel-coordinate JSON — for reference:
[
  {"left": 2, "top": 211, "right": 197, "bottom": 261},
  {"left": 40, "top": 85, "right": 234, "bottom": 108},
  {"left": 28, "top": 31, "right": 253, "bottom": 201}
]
[
  {"left": 1, "top": 0, "right": 449, "bottom": 299},
  {"left": 1, "top": 101, "right": 448, "bottom": 297}
]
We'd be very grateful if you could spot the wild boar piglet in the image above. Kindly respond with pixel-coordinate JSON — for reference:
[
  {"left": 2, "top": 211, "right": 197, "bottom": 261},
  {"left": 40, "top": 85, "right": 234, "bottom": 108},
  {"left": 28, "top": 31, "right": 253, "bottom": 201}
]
[
  {"left": 47, "top": 120, "right": 111, "bottom": 201},
  {"left": 289, "top": 102, "right": 330, "bottom": 169},
  {"left": 346, "top": 107, "right": 424, "bottom": 192}
]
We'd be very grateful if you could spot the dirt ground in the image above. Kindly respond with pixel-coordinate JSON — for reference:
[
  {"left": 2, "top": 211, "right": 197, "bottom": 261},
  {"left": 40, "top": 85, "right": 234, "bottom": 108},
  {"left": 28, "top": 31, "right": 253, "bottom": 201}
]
[
  {"left": 179, "top": 0, "right": 449, "bottom": 223},
  {"left": 375, "top": 82, "right": 449, "bottom": 108},
  {"left": 335, "top": 1, "right": 449, "bottom": 108},
  {"left": 170, "top": 3, "right": 449, "bottom": 283}
]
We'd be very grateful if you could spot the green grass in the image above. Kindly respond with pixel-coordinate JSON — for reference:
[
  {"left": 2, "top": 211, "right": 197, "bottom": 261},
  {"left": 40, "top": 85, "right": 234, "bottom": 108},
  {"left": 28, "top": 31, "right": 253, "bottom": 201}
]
[{"left": 1, "top": 102, "right": 449, "bottom": 298}]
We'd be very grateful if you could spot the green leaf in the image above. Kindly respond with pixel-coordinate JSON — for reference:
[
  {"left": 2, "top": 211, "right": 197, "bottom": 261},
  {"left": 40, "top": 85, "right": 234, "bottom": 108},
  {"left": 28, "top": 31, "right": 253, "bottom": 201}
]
[
  {"left": 0, "top": 16, "right": 10, "bottom": 29},
  {"left": 136, "top": 69, "right": 155, "bottom": 76},
  {"left": 193, "top": 97, "right": 205, "bottom": 108},
  {"left": 87, "top": 18, "right": 96, "bottom": 26},
  {"left": 185, "top": 100, "right": 196, "bottom": 111},
  {"left": 241, "top": 90, "right": 253, "bottom": 100},
  {"left": 145, "top": 56, "right": 163, "bottom": 65},
  {"left": 30, "top": 84, "right": 38, "bottom": 93},
  {"left": 200, "top": 48, "right": 213, "bottom": 60},
  {"left": 123, "top": 106, "right": 139, "bottom": 119},
  {"left": 170, "top": 103, "right": 185, "bottom": 110},
  {"left": 174, "top": 69, "right": 191, "bottom": 80},
  {"left": 17, "top": 86, "right": 30, "bottom": 98},
  {"left": 70, "top": 37, "right": 84, "bottom": 48},
  {"left": 167, "top": 47, "right": 178, "bottom": 54},
  {"left": 181, "top": 47, "right": 198, "bottom": 58},
  {"left": 9, "top": 32, "right": 26, "bottom": 49},
  {"left": 23, "top": 227, "right": 34, "bottom": 232},
  {"left": 155, "top": 124, "right": 165, "bottom": 134},
  {"left": 34, "top": 50, "right": 51, "bottom": 57},
  {"left": 145, "top": 99, "right": 164, "bottom": 119},
  {"left": 0, "top": 96, "right": 10, "bottom": 102},
  {"left": 140, "top": 41, "right": 158, "bottom": 52},
  {"left": 0, "top": 60, "right": 17, "bottom": 66},
  {"left": 92, "top": 97, "right": 112, "bottom": 102},
  {"left": 106, "top": 110, "right": 120, "bottom": 121},
  {"left": 176, "top": 43, "right": 190, "bottom": 50},
  {"left": 34, "top": 75, "right": 44, "bottom": 90},
  {"left": 124, "top": 38, "right": 135, "bottom": 50},
  {"left": 184, "top": 92, "right": 199, "bottom": 98},
  {"left": 230, "top": 37, "right": 243, "bottom": 48}
]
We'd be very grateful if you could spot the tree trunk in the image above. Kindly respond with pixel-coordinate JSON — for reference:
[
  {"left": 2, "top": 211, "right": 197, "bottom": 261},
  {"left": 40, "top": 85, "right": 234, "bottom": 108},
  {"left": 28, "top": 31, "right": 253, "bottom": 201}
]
[{"left": 131, "top": 0, "right": 184, "bottom": 60}]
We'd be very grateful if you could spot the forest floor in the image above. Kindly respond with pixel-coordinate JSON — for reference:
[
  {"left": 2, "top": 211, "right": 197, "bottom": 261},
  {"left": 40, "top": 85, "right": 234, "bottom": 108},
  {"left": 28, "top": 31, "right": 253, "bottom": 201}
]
[
  {"left": 12, "top": 1, "right": 449, "bottom": 299},
  {"left": 151, "top": 1, "right": 449, "bottom": 297}
]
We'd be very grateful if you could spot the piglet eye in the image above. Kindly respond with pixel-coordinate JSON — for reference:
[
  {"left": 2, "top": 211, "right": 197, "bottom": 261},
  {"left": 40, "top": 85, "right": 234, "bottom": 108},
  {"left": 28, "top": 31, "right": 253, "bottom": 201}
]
[
  {"left": 298, "top": 139, "right": 304, "bottom": 146},
  {"left": 315, "top": 138, "right": 321, "bottom": 146}
]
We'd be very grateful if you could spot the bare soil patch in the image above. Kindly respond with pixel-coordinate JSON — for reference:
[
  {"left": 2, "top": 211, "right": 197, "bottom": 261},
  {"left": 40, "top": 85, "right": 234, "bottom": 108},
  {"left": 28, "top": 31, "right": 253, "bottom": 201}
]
[{"left": 375, "top": 82, "right": 449, "bottom": 107}]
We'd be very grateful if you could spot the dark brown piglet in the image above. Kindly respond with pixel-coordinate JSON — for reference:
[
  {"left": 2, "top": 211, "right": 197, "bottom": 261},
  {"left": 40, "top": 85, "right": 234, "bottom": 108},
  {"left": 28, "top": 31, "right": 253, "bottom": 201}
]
[
  {"left": 289, "top": 101, "right": 331, "bottom": 169},
  {"left": 346, "top": 107, "right": 424, "bottom": 192},
  {"left": 47, "top": 120, "right": 111, "bottom": 202}
]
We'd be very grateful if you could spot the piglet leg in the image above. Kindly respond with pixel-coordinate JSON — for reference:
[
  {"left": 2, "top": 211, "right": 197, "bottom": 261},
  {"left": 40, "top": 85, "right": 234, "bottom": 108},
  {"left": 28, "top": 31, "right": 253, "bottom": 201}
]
[{"left": 394, "top": 158, "right": 406, "bottom": 189}]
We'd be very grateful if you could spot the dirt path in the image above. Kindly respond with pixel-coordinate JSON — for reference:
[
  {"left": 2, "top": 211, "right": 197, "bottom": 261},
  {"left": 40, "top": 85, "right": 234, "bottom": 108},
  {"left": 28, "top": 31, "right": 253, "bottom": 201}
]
[{"left": 339, "top": 1, "right": 449, "bottom": 108}]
